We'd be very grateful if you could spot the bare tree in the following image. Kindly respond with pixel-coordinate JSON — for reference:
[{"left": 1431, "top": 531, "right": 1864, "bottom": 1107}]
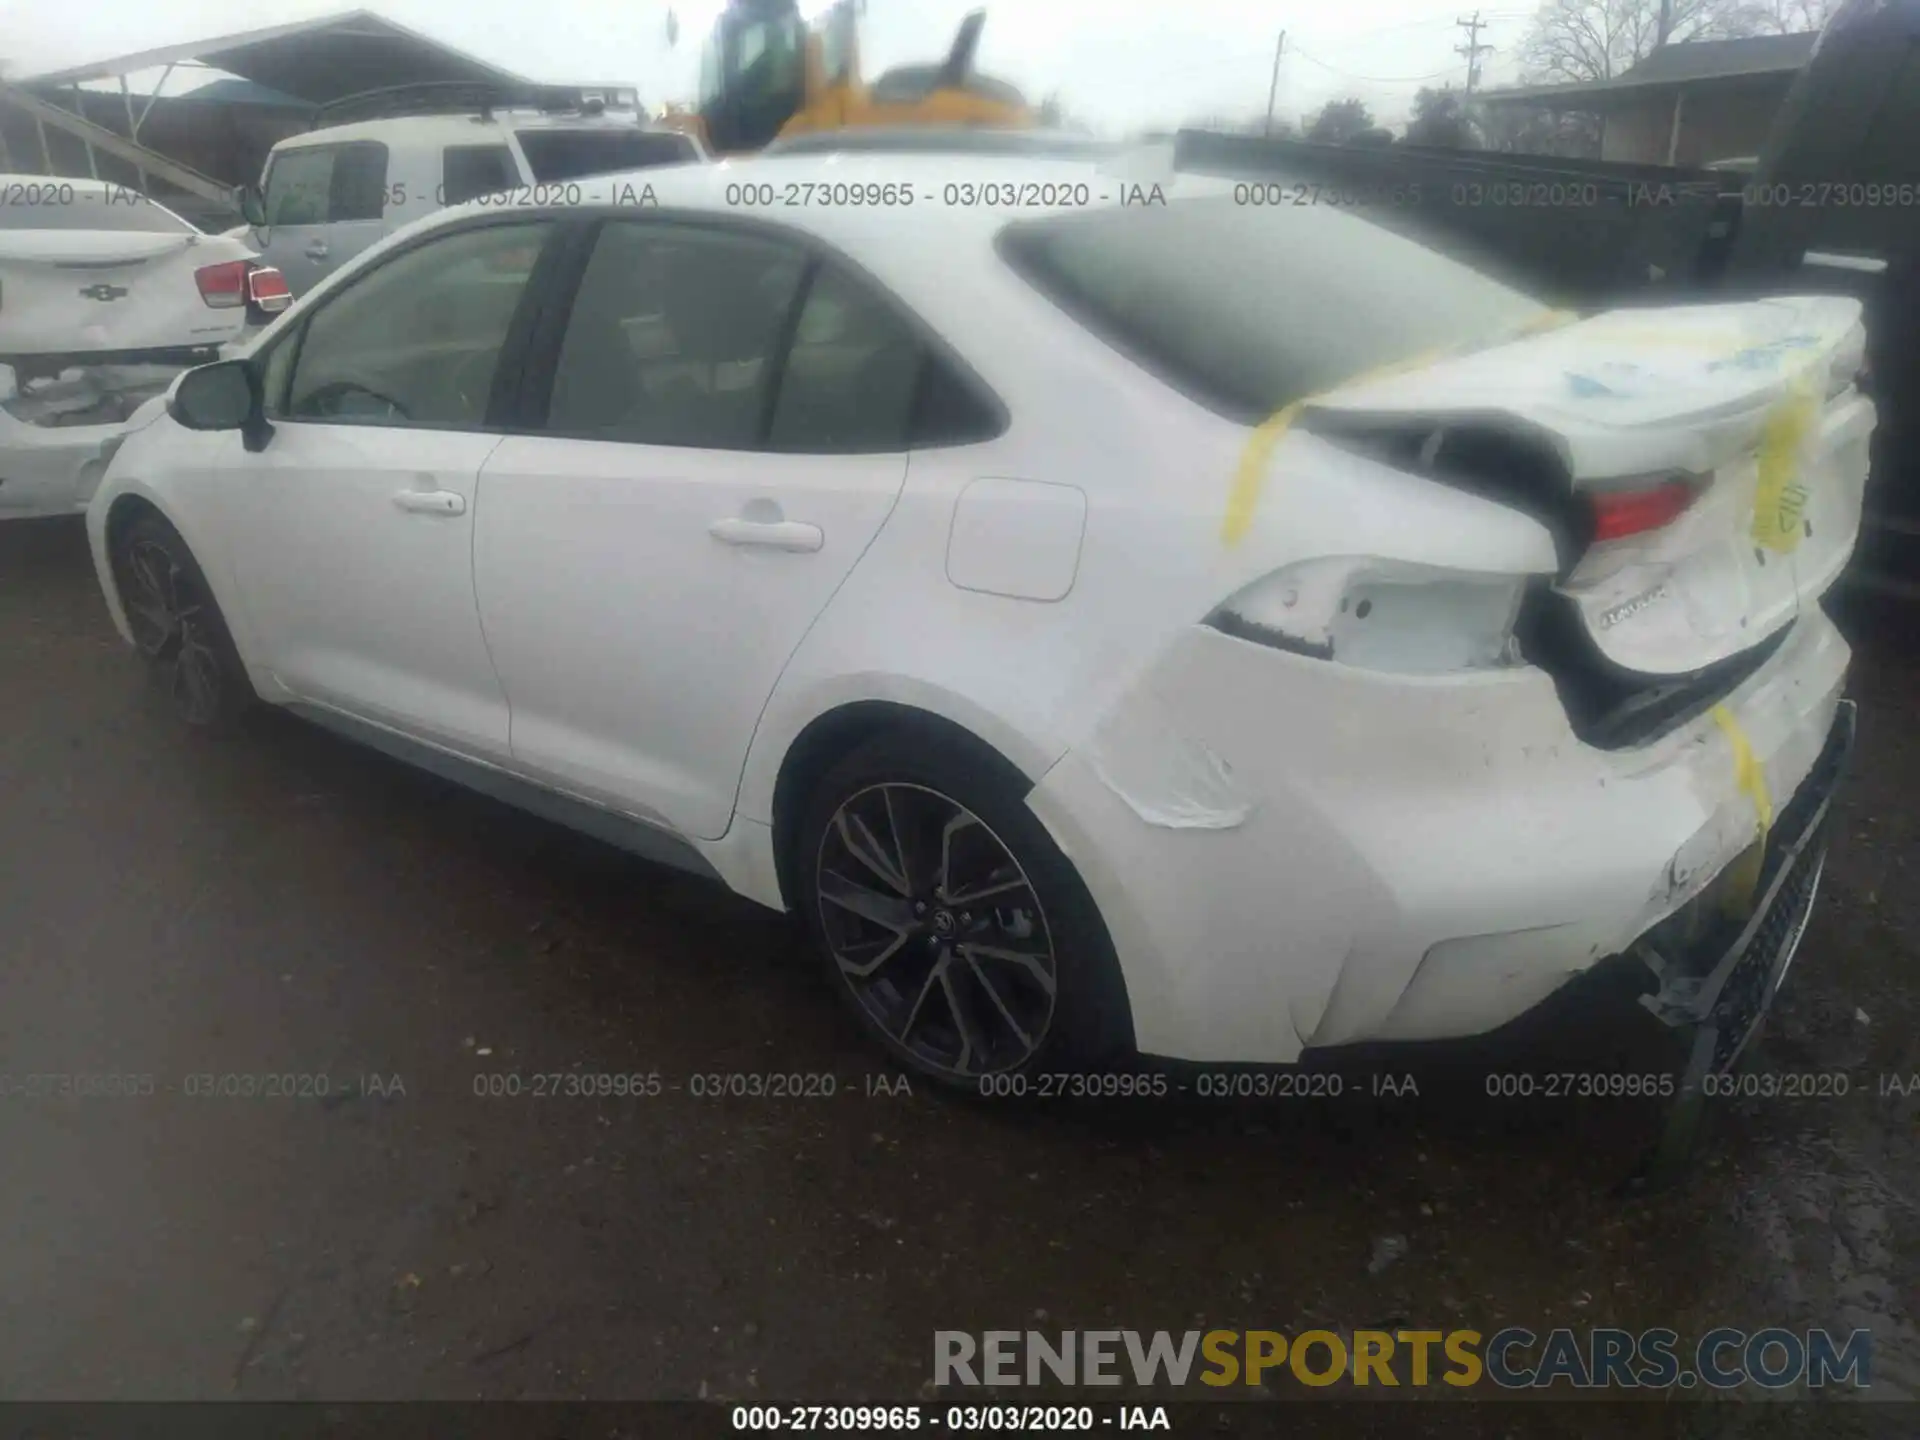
[
  {"left": 1745, "top": 0, "right": 1841, "bottom": 29},
  {"left": 1520, "top": 0, "right": 1768, "bottom": 84}
]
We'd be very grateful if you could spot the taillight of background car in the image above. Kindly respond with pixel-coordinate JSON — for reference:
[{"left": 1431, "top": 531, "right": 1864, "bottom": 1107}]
[
  {"left": 245, "top": 265, "right": 292, "bottom": 318},
  {"left": 194, "top": 260, "right": 250, "bottom": 309}
]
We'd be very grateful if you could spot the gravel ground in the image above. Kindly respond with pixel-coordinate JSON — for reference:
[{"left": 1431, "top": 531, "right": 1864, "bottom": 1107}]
[{"left": 1, "top": 514, "right": 1915, "bottom": 1435}]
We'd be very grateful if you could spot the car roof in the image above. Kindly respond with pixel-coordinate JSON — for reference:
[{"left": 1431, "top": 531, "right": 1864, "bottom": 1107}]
[
  {"left": 763, "top": 127, "right": 1123, "bottom": 159},
  {"left": 275, "top": 113, "right": 692, "bottom": 150},
  {"left": 424, "top": 149, "right": 1216, "bottom": 249}
]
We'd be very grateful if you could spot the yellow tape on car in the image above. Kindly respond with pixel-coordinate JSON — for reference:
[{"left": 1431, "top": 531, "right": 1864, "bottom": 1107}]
[
  {"left": 1710, "top": 703, "right": 1774, "bottom": 916},
  {"left": 1221, "top": 402, "right": 1311, "bottom": 548},
  {"left": 1751, "top": 372, "right": 1820, "bottom": 555},
  {"left": 1220, "top": 310, "right": 1576, "bottom": 549},
  {"left": 1217, "top": 345, "right": 1459, "bottom": 548}
]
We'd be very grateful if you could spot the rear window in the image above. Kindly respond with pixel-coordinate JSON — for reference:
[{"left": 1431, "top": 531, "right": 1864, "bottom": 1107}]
[
  {"left": 514, "top": 129, "right": 696, "bottom": 183},
  {"left": 1000, "top": 195, "right": 1545, "bottom": 424},
  {"left": 0, "top": 186, "right": 194, "bottom": 233}
]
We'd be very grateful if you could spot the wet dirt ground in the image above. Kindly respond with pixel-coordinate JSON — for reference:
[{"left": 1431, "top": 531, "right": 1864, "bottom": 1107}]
[{"left": 2, "top": 514, "right": 1916, "bottom": 1435}]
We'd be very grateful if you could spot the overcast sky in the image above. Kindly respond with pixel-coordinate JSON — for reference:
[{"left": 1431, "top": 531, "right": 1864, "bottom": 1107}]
[{"left": 0, "top": 0, "right": 1541, "bottom": 131}]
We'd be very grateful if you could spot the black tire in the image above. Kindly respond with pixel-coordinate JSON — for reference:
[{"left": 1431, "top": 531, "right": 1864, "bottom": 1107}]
[
  {"left": 795, "top": 728, "right": 1133, "bottom": 1091},
  {"left": 111, "top": 513, "right": 254, "bottom": 732}
]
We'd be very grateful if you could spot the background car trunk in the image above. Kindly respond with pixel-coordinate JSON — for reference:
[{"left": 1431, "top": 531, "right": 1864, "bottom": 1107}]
[{"left": 0, "top": 233, "right": 233, "bottom": 359}]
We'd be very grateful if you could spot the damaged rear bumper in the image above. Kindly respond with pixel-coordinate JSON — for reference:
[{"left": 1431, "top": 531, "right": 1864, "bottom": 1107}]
[
  {"left": 1635, "top": 699, "right": 1855, "bottom": 1072},
  {"left": 0, "top": 362, "right": 179, "bottom": 519},
  {"left": 1025, "top": 608, "right": 1851, "bottom": 1066}
]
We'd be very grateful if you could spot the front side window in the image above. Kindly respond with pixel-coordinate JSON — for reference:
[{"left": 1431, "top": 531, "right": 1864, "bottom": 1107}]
[
  {"left": 328, "top": 143, "right": 389, "bottom": 223},
  {"left": 260, "top": 324, "right": 301, "bottom": 419},
  {"left": 543, "top": 221, "right": 805, "bottom": 447},
  {"left": 263, "top": 147, "right": 333, "bottom": 226},
  {"left": 727, "top": 16, "right": 806, "bottom": 109},
  {"left": 284, "top": 221, "right": 552, "bottom": 428}
]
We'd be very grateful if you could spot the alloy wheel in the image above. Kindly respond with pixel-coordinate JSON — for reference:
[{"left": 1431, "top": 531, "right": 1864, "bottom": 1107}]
[
  {"left": 123, "top": 538, "right": 224, "bottom": 725},
  {"left": 815, "top": 782, "right": 1058, "bottom": 1079}
]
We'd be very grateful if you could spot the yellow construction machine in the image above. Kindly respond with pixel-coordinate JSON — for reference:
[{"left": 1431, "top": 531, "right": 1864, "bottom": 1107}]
[{"left": 663, "top": 0, "right": 1033, "bottom": 156}]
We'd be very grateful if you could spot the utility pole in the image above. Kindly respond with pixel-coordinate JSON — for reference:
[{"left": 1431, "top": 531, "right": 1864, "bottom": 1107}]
[
  {"left": 1656, "top": 0, "right": 1675, "bottom": 46},
  {"left": 1456, "top": 11, "right": 1494, "bottom": 94},
  {"left": 1265, "top": 30, "right": 1286, "bottom": 137}
]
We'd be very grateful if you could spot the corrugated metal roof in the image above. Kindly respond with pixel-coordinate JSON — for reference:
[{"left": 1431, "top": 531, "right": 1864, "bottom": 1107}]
[
  {"left": 178, "top": 78, "right": 316, "bottom": 109},
  {"left": 1618, "top": 31, "right": 1820, "bottom": 82},
  {"left": 1481, "top": 31, "right": 1820, "bottom": 104},
  {"left": 22, "top": 9, "right": 528, "bottom": 104}
]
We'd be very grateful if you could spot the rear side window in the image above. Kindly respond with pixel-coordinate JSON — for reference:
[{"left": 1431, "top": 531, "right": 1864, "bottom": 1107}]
[
  {"left": 443, "top": 145, "right": 520, "bottom": 206},
  {"left": 768, "top": 265, "right": 925, "bottom": 452},
  {"left": 544, "top": 220, "right": 805, "bottom": 447},
  {"left": 514, "top": 129, "right": 695, "bottom": 182},
  {"left": 910, "top": 355, "right": 1002, "bottom": 446},
  {"left": 1000, "top": 196, "right": 1545, "bottom": 424},
  {"left": 328, "top": 142, "right": 389, "bottom": 222},
  {"left": 0, "top": 185, "right": 194, "bottom": 232}
]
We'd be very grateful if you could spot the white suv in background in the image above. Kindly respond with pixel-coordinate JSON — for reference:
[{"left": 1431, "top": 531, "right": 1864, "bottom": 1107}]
[{"left": 240, "top": 85, "right": 704, "bottom": 296}]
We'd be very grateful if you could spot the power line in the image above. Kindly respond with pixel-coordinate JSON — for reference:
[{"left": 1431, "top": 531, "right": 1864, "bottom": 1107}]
[
  {"left": 1308, "top": 10, "right": 1527, "bottom": 43},
  {"left": 1287, "top": 45, "right": 1472, "bottom": 84}
]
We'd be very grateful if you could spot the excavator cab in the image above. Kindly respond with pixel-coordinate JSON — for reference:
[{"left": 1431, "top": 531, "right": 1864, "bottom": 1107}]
[
  {"left": 676, "top": 0, "right": 1031, "bottom": 156},
  {"left": 695, "top": 0, "right": 813, "bottom": 154}
]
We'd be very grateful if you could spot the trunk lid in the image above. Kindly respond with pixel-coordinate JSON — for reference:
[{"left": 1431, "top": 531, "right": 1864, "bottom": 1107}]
[
  {"left": 0, "top": 231, "right": 251, "bottom": 359},
  {"left": 1305, "top": 295, "right": 1872, "bottom": 678}
]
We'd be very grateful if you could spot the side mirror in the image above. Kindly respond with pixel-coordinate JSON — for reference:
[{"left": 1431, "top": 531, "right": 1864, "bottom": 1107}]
[
  {"left": 237, "top": 183, "right": 267, "bottom": 229},
  {"left": 170, "top": 360, "right": 270, "bottom": 450}
]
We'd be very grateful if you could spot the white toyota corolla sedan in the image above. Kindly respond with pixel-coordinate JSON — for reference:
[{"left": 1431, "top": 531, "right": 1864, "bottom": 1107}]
[{"left": 85, "top": 151, "right": 1870, "bottom": 1086}]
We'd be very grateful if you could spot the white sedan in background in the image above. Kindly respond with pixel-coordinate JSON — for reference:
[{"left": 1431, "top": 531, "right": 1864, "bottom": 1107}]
[
  {"left": 1, "top": 175, "right": 287, "bottom": 519},
  {"left": 84, "top": 153, "right": 1868, "bottom": 1087}
]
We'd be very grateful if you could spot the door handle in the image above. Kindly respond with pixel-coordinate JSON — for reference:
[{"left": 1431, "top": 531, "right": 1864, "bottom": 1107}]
[
  {"left": 393, "top": 489, "right": 466, "bottom": 516},
  {"left": 708, "top": 517, "right": 823, "bottom": 552},
  {"left": 304, "top": 240, "right": 330, "bottom": 259}
]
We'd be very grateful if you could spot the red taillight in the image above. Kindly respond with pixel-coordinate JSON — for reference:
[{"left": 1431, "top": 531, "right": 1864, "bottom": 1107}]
[
  {"left": 1589, "top": 478, "right": 1699, "bottom": 543},
  {"left": 245, "top": 265, "right": 292, "bottom": 313},
  {"left": 194, "top": 259, "right": 249, "bottom": 309}
]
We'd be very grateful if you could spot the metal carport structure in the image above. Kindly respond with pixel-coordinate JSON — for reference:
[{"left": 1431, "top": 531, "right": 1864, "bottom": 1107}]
[{"left": 0, "top": 10, "right": 538, "bottom": 215}]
